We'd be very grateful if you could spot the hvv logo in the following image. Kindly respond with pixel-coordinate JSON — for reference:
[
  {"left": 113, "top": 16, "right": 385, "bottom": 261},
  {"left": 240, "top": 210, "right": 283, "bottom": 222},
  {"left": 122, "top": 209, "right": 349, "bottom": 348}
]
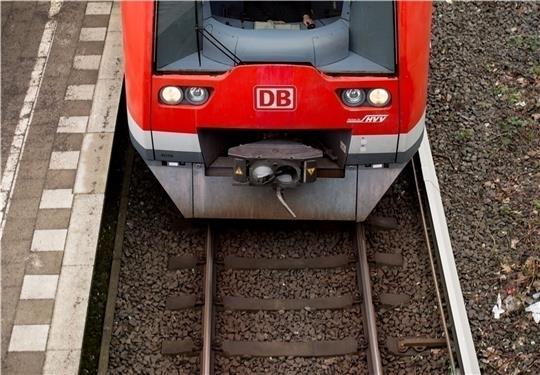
[
  {"left": 347, "top": 114, "right": 389, "bottom": 124},
  {"left": 254, "top": 86, "right": 296, "bottom": 110}
]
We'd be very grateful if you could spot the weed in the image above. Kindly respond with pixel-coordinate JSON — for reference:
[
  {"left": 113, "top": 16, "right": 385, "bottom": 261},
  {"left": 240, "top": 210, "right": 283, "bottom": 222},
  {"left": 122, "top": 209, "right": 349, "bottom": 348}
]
[
  {"left": 499, "top": 116, "right": 527, "bottom": 144},
  {"left": 457, "top": 128, "right": 475, "bottom": 141},
  {"left": 495, "top": 84, "right": 521, "bottom": 105},
  {"left": 509, "top": 35, "right": 540, "bottom": 51},
  {"left": 494, "top": 84, "right": 521, "bottom": 104},
  {"left": 529, "top": 65, "right": 540, "bottom": 78},
  {"left": 499, "top": 204, "right": 511, "bottom": 216}
]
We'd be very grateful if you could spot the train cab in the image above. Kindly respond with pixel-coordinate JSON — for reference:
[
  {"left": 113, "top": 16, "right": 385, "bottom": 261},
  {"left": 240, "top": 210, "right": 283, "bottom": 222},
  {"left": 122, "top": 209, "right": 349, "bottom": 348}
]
[{"left": 121, "top": 0, "right": 432, "bottom": 221}]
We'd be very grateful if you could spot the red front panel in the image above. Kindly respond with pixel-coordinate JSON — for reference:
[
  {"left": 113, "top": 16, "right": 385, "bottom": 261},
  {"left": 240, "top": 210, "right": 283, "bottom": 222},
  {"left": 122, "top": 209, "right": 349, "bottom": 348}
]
[
  {"left": 151, "top": 66, "right": 399, "bottom": 136},
  {"left": 121, "top": 1, "right": 153, "bottom": 131},
  {"left": 122, "top": 1, "right": 432, "bottom": 137},
  {"left": 397, "top": 1, "right": 433, "bottom": 133}
]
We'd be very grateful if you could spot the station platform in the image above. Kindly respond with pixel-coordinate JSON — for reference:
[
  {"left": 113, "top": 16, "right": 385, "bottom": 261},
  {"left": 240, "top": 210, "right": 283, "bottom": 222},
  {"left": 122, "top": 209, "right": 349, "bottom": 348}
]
[{"left": 1, "top": 1, "right": 122, "bottom": 373}]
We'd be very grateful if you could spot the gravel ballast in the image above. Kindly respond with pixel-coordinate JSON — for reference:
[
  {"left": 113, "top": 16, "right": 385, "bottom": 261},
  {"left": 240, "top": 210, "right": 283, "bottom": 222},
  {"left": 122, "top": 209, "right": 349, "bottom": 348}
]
[
  {"left": 108, "top": 162, "right": 205, "bottom": 375},
  {"left": 214, "top": 224, "right": 368, "bottom": 374},
  {"left": 368, "top": 174, "right": 448, "bottom": 373},
  {"left": 430, "top": 2, "right": 539, "bottom": 373},
  {"left": 107, "top": 3, "right": 539, "bottom": 373}
]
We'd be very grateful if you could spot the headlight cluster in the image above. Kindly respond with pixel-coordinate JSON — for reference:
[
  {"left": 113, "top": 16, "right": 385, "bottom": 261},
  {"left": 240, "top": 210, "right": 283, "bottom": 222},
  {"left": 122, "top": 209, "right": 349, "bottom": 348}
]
[
  {"left": 159, "top": 86, "right": 210, "bottom": 106},
  {"left": 340, "top": 88, "right": 391, "bottom": 107}
]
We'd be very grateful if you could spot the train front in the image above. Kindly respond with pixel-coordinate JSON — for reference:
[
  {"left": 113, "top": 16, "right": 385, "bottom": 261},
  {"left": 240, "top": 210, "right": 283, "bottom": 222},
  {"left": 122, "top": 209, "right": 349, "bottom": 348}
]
[{"left": 122, "top": 1, "right": 432, "bottom": 221}]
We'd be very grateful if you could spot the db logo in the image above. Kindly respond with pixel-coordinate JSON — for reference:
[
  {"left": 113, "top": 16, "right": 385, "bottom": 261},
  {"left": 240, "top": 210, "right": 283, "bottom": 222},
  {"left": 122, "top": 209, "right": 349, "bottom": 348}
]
[{"left": 254, "top": 86, "right": 296, "bottom": 110}]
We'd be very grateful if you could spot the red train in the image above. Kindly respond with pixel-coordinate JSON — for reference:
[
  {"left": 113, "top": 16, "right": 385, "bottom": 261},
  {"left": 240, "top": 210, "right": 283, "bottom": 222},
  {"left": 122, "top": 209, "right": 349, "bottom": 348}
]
[{"left": 121, "top": 1, "right": 432, "bottom": 221}]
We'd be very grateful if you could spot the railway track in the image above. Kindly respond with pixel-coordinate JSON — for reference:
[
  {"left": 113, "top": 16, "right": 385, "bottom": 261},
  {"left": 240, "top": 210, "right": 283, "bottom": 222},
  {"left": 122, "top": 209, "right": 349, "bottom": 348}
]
[
  {"left": 162, "top": 222, "right": 375, "bottom": 373},
  {"left": 151, "top": 164, "right": 456, "bottom": 373},
  {"left": 103, "top": 138, "right": 480, "bottom": 374}
]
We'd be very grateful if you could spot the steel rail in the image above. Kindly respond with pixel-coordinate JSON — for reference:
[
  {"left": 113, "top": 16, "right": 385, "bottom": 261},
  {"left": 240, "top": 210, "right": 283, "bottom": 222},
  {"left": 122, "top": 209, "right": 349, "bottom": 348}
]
[
  {"left": 355, "top": 224, "right": 383, "bottom": 375},
  {"left": 417, "top": 133, "right": 481, "bottom": 374},
  {"left": 411, "top": 157, "right": 456, "bottom": 370},
  {"left": 201, "top": 225, "right": 215, "bottom": 375}
]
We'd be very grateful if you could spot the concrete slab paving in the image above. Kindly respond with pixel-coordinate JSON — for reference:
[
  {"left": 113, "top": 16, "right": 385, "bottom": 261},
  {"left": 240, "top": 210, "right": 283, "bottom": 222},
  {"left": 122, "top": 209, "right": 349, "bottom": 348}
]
[
  {"left": 9, "top": 325, "right": 50, "bottom": 352},
  {"left": 47, "top": 264, "right": 93, "bottom": 350},
  {"left": 49, "top": 151, "right": 80, "bottom": 170},
  {"left": 64, "top": 84, "right": 95, "bottom": 101},
  {"left": 43, "top": 349, "right": 81, "bottom": 375},
  {"left": 62, "top": 194, "right": 104, "bottom": 266},
  {"left": 57, "top": 115, "right": 88, "bottom": 133},
  {"left": 53, "top": 133, "right": 84, "bottom": 152},
  {"left": 20, "top": 275, "right": 59, "bottom": 299},
  {"left": 87, "top": 79, "right": 121, "bottom": 132},
  {"left": 86, "top": 2, "right": 112, "bottom": 16},
  {"left": 1, "top": 1, "right": 48, "bottom": 174},
  {"left": 1, "top": 1, "right": 122, "bottom": 371},
  {"left": 25, "top": 252, "right": 64, "bottom": 275},
  {"left": 35, "top": 208, "right": 72, "bottom": 229},
  {"left": 73, "top": 54, "right": 101, "bottom": 70},
  {"left": 30, "top": 229, "right": 68, "bottom": 252},
  {"left": 74, "top": 133, "right": 114, "bottom": 194},
  {"left": 44, "top": 170, "right": 77, "bottom": 190},
  {"left": 1, "top": 261, "right": 25, "bottom": 288},
  {"left": 39, "top": 189, "right": 74, "bottom": 209},
  {"left": 79, "top": 27, "right": 106, "bottom": 42},
  {"left": 4, "top": 352, "right": 45, "bottom": 374},
  {"left": 15, "top": 299, "right": 55, "bottom": 325}
]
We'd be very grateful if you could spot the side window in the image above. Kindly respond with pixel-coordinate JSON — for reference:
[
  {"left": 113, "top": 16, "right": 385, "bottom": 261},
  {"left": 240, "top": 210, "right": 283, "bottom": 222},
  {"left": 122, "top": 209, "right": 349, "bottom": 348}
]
[
  {"left": 349, "top": 1, "right": 396, "bottom": 72},
  {"left": 155, "top": 1, "right": 198, "bottom": 70}
]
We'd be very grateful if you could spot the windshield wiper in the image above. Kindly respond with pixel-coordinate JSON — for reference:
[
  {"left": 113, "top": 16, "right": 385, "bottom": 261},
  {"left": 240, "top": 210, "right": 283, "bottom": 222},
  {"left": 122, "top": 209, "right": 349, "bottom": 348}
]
[
  {"left": 195, "top": 26, "right": 243, "bottom": 66},
  {"left": 193, "top": 1, "right": 242, "bottom": 66}
]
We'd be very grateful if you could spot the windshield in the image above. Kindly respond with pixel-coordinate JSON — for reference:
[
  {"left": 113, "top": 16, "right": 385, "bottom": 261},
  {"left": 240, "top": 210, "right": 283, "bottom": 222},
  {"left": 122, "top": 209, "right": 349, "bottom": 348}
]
[
  {"left": 210, "top": 1, "right": 342, "bottom": 24},
  {"left": 155, "top": 1, "right": 395, "bottom": 74}
]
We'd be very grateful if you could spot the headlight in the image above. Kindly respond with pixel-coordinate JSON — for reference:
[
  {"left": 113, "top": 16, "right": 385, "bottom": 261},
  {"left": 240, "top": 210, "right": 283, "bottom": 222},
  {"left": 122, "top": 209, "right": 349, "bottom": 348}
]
[
  {"left": 159, "top": 86, "right": 183, "bottom": 105},
  {"left": 341, "top": 89, "right": 366, "bottom": 107},
  {"left": 367, "top": 88, "right": 391, "bottom": 107},
  {"left": 185, "top": 87, "right": 209, "bottom": 105}
]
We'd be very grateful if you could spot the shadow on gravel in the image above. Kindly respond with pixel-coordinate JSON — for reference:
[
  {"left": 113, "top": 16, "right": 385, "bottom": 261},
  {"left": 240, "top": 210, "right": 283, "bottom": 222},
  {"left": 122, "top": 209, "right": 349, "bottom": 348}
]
[{"left": 79, "top": 88, "right": 131, "bottom": 375}]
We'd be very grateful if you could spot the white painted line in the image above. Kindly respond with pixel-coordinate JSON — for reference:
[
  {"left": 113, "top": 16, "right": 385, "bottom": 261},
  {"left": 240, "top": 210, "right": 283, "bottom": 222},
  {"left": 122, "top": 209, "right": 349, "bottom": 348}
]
[
  {"left": 73, "top": 54, "right": 101, "bottom": 70},
  {"left": 0, "top": 1, "right": 63, "bottom": 237},
  {"left": 40, "top": 189, "right": 74, "bottom": 209},
  {"left": 57, "top": 116, "right": 88, "bottom": 133},
  {"left": 86, "top": 2, "right": 112, "bottom": 15},
  {"left": 31, "top": 229, "right": 68, "bottom": 252},
  {"left": 49, "top": 0, "right": 62, "bottom": 17},
  {"left": 65, "top": 84, "right": 95, "bottom": 101},
  {"left": 20, "top": 275, "right": 59, "bottom": 299},
  {"left": 49, "top": 151, "right": 80, "bottom": 170},
  {"left": 79, "top": 27, "right": 106, "bottom": 42},
  {"left": 8, "top": 325, "right": 50, "bottom": 352},
  {"left": 28, "top": 60, "right": 46, "bottom": 86},
  {"left": 37, "top": 25, "right": 56, "bottom": 58}
]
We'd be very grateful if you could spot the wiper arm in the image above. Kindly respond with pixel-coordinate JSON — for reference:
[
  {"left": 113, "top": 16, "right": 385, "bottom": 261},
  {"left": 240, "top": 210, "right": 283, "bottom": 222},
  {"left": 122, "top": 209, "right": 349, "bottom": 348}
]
[
  {"left": 194, "top": 0, "right": 201, "bottom": 66},
  {"left": 196, "top": 26, "right": 243, "bottom": 66}
]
